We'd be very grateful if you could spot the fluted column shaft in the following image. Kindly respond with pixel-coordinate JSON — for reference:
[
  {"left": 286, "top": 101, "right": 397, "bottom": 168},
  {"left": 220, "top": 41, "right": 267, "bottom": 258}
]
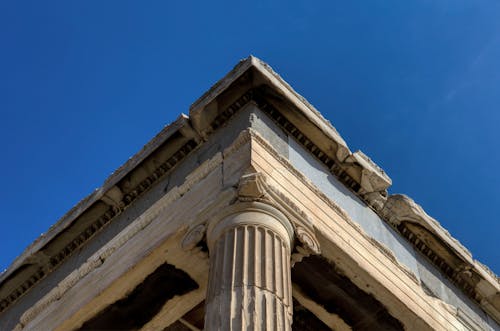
[{"left": 205, "top": 202, "right": 294, "bottom": 331}]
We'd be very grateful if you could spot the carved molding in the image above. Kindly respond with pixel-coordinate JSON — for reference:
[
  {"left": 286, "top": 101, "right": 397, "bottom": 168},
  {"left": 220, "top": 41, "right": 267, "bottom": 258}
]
[
  {"left": 0, "top": 82, "right": 388, "bottom": 315},
  {"left": 248, "top": 129, "right": 422, "bottom": 283},
  {"left": 0, "top": 139, "right": 199, "bottom": 314},
  {"left": 180, "top": 171, "right": 322, "bottom": 265},
  {"left": 237, "top": 172, "right": 268, "bottom": 201},
  {"left": 197, "top": 84, "right": 389, "bottom": 201},
  {"left": 295, "top": 227, "right": 321, "bottom": 256},
  {"left": 5, "top": 56, "right": 500, "bottom": 327},
  {"left": 236, "top": 172, "right": 321, "bottom": 257},
  {"left": 221, "top": 127, "right": 252, "bottom": 159},
  {"left": 344, "top": 151, "right": 392, "bottom": 194},
  {"left": 181, "top": 224, "right": 206, "bottom": 251},
  {"left": 381, "top": 194, "right": 500, "bottom": 322},
  {"left": 249, "top": 125, "right": 500, "bottom": 322},
  {"left": 13, "top": 150, "right": 224, "bottom": 330},
  {"left": 180, "top": 188, "right": 237, "bottom": 252}
]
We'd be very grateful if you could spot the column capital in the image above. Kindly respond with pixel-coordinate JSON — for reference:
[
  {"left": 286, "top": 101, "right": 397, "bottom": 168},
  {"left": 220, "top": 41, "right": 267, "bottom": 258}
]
[
  {"left": 206, "top": 201, "right": 294, "bottom": 252},
  {"left": 181, "top": 172, "right": 321, "bottom": 258},
  {"left": 204, "top": 201, "right": 295, "bottom": 330},
  {"left": 237, "top": 172, "right": 321, "bottom": 256}
]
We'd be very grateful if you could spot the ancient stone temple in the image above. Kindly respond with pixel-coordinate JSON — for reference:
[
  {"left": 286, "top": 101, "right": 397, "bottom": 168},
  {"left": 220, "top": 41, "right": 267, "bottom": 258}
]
[{"left": 1, "top": 57, "right": 499, "bottom": 331}]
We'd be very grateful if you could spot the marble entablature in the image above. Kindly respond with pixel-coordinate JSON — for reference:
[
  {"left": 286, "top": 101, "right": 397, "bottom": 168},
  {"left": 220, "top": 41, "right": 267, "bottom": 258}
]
[{"left": 0, "top": 56, "right": 499, "bottom": 330}]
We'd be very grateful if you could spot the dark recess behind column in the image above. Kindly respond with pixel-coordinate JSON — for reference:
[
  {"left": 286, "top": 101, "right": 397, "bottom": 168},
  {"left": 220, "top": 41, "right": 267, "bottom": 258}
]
[
  {"left": 78, "top": 263, "right": 198, "bottom": 331},
  {"left": 292, "top": 255, "right": 404, "bottom": 331}
]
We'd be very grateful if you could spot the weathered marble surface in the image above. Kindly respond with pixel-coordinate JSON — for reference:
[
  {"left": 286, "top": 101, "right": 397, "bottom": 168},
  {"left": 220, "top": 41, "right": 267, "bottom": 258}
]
[{"left": 2, "top": 56, "right": 499, "bottom": 331}]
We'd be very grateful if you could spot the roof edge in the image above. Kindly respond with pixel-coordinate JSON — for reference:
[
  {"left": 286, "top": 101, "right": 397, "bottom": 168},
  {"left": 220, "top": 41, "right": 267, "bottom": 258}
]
[
  {"left": 1, "top": 56, "right": 498, "bottom": 323},
  {"left": 0, "top": 114, "right": 197, "bottom": 284}
]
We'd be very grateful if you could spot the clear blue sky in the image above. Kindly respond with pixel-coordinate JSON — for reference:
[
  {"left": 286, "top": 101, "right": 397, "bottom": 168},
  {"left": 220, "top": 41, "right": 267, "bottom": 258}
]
[{"left": 1, "top": 1, "right": 499, "bottom": 276}]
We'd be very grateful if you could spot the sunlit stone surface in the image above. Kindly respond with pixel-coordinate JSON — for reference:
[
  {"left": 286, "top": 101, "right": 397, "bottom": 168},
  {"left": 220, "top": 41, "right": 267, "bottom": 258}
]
[{"left": 1, "top": 57, "right": 499, "bottom": 331}]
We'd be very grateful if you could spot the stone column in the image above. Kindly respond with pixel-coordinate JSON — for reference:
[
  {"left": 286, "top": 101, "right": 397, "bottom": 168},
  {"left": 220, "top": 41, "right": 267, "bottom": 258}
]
[{"left": 205, "top": 202, "right": 294, "bottom": 331}]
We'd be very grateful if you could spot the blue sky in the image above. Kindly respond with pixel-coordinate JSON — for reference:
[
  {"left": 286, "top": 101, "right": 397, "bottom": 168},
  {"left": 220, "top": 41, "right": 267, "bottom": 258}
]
[{"left": 1, "top": 1, "right": 499, "bottom": 277}]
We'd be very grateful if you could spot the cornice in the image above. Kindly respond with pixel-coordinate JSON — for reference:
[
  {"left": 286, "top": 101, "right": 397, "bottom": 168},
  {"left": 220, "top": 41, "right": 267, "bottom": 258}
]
[
  {"left": 2, "top": 115, "right": 199, "bottom": 281},
  {"left": 189, "top": 56, "right": 391, "bottom": 203},
  {"left": 2, "top": 56, "right": 499, "bottom": 325},
  {"left": 0, "top": 117, "right": 201, "bottom": 313},
  {"left": 246, "top": 129, "right": 420, "bottom": 284},
  {"left": 188, "top": 56, "right": 500, "bottom": 322},
  {"left": 381, "top": 194, "right": 500, "bottom": 323},
  {"left": 249, "top": 88, "right": 500, "bottom": 321},
  {"left": 13, "top": 149, "right": 225, "bottom": 330}
]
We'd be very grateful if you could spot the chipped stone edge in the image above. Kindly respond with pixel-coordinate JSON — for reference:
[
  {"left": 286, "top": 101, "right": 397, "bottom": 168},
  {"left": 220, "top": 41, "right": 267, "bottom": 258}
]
[
  {"left": 14, "top": 151, "right": 225, "bottom": 330},
  {"left": 3, "top": 56, "right": 499, "bottom": 325},
  {"left": 248, "top": 129, "right": 420, "bottom": 286}
]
